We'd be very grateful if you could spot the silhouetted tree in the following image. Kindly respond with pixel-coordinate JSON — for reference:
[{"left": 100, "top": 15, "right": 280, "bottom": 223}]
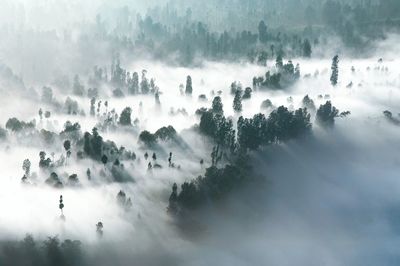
[
  {"left": 330, "top": 55, "right": 339, "bottom": 86},
  {"left": 119, "top": 107, "right": 132, "bottom": 126},
  {"left": 233, "top": 89, "right": 243, "bottom": 113},
  {"left": 211, "top": 96, "right": 223, "bottom": 114},
  {"left": 185, "top": 75, "right": 192, "bottom": 95},
  {"left": 316, "top": 101, "right": 339, "bottom": 127}
]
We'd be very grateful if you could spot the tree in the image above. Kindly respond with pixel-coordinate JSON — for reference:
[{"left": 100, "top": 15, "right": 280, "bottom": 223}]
[
  {"left": 258, "top": 20, "right": 267, "bottom": 43},
  {"left": 276, "top": 55, "right": 283, "bottom": 70},
  {"left": 167, "top": 183, "right": 178, "bottom": 214},
  {"left": 59, "top": 195, "right": 64, "bottom": 216},
  {"left": 22, "top": 159, "right": 31, "bottom": 177},
  {"left": 185, "top": 75, "right": 192, "bottom": 95},
  {"left": 63, "top": 140, "right": 71, "bottom": 152},
  {"left": 199, "top": 111, "right": 217, "bottom": 136},
  {"left": 330, "top": 55, "right": 339, "bottom": 86},
  {"left": 39, "top": 151, "right": 52, "bottom": 168},
  {"left": 233, "top": 89, "right": 242, "bottom": 113},
  {"left": 96, "top": 222, "right": 103, "bottom": 237},
  {"left": 140, "top": 70, "right": 149, "bottom": 94},
  {"left": 101, "top": 155, "right": 108, "bottom": 167},
  {"left": 86, "top": 168, "right": 91, "bottom": 180},
  {"left": 316, "top": 101, "right": 339, "bottom": 127},
  {"left": 303, "top": 39, "right": 312, "bottom": 57},
  {"left": 119, "top": 107, "right": 132, "bottom": 126},
  {"left": 242, "top": 87, "right": 252, "bottom": 100},
  {"left": 155, "top": 91, "right": 161, "bottom": 106},
  {"left": 117, "top": 190, "right": 127, "bottom": 206},
  {"left": 90, "top": 98, "right": 96, "bottom": 116},
  {"left": 302, "top": 95, "right": 316, "bottom": 111},
  {"left": 128, "top": 72, "right": 139, "bottom": 94},
  {"left": 211, "top": 96, "right": 223, "bottom": 114}
]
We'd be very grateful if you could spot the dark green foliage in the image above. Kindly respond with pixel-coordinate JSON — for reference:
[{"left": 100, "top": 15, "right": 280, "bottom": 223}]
[
  {"left": 154, "top": 126, "right": 177, "bottom": 141},
  {"left": 0, "top": 235, "right": 83, "bottom": 266},
  {"left": 68, "top": 174, "right": 79, "bottom": 185},
  {"left": 89, "top": 98, "right": 96, "bottom": 117},
  {"left": 316, "top": 101, "right": 339, "bottom": 127},
  {"left": 330, "top": 55, "right": 339, "bottom": 86},
  {"left": 45, "top": 172, "right": 63, "bottom": 188},
  {"left": 254, "top": 58, "right": 300, "bottom": 90},
  {"left": 211, "top": 96, "right": 223, "bottom": 114},
  {"left": 173, "top": 164, "right": 245, "bottom": 210},
  {"left": 199, "top": 110, "right": 236, "bottom": 150},
  {"left": 302, "top": 95, "right": 316, "bottom": 111},
  {"left": 39, "top": 151, "right": 52, "bottom": 169},
  {"left": 63, "top": 140, "right": 71, "bottom": 152},
  {"left": 237, "top": 106, "right": 311, "bottom": 150},
  {"left": 5, "top": 118, "right": 35, "bottom": 132},
  {"left": 242, "top": 87, "right": 252, "bottom": 100},
  {"left": 60, "top": 121, "right": 81, "bottom": 141},
  {"left": 260, "top": 99, "right": 273, "bottom": 110},
  {"left": 139, "top": 126, "right": 178, "bottom": 146},
  {"left": 138, "top": 130, "right": 157, "bottom": 146},
  {"left": 199, "top": 110, "right": 218, "bottom": 137},
  {"left": 83, "top": 128, "right": 103, "bottom": 160},
  {"left": 119, "top": 107, "right": 132, "bottom": 126},
  {"left": 233, "top": 89, "right": 242, "bottom": 113},
  {"left": 128, "top": 72, "right": 139, "bottom": 94},
  {"left": 140, "top": 70, "right": 149, "bottom": 94},
  {"left": 101, "top": 155, "right": 108, "bottom": 165},
  {"left": 185, "top": 75, "right": 193, "bottom": 95},
  {"left": 22, "top": 159, "right": 31, "bottom": 177}
]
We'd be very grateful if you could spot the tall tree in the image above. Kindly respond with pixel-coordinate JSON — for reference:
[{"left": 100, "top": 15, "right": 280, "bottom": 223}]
[
  {"left": 233, "top": 89, "right": 243, "bottom": 113},
  {"left": 330, "top": 55, "right": 339, "bottom": 86},
  {"left": 258, "top": 20, "right": 267, "bottom": 43},
  {"left": 211, "top": 96, "right": 223, "bottom": 114},
  {"left": 185, "top": 75, "right": 193, "bottom": 95}
]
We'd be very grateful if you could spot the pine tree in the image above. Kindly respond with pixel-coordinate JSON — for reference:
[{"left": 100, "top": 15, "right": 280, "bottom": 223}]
[
  {"left": 211, "top": 96, "right": 223, "bottom": 114},
  {"left": 185, "top": 75, "right": 192, "bottom": 95},
  {"left": 330, "top": 55, "right": 339, "bottom": 86},
  {"left": 233, "top": 89, "right": 242, "bottom": 113}
]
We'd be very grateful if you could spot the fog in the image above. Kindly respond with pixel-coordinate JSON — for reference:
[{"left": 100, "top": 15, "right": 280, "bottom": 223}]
[{"left": 1, "top": 1, "right": 400, "bottom": 266}]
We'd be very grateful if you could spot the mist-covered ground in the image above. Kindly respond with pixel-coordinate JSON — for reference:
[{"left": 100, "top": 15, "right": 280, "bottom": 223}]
[{"left": 1, "top": 1, "right": 400, "bottom": 266}]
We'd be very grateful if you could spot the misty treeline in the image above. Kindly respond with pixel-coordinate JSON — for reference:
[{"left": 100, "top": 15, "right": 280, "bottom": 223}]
[
  {"left": 167, "top": 93, "right": 345, "bottom": 214},
  {"left": 90, "top": 0, "right": 400, "bottom": 64},
  {"left": 0, "top": 235, "right": 84, "bottom": 266},
  {"left": 2, "top": 1, "right": 398, "bottom": 69}
]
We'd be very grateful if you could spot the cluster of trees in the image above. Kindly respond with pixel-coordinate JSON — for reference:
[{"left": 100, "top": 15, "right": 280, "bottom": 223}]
[
  {"left": 170, "top": 97, "right": 344, "bottom": 214},
  {"left": 253, "top": 56, "right": 300, "bottom": 90},
  {"left": 168, "top": 164, "right": 245, "bottom": 212},
  {"left": 88, "top": 55, "right": 159, "bottom": 98},
  {"left": 0, "top": 235, "right": 83, "bottom": 266},
  {"left": 138, "top": 126, "right": 178, "bottom": 146}
]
